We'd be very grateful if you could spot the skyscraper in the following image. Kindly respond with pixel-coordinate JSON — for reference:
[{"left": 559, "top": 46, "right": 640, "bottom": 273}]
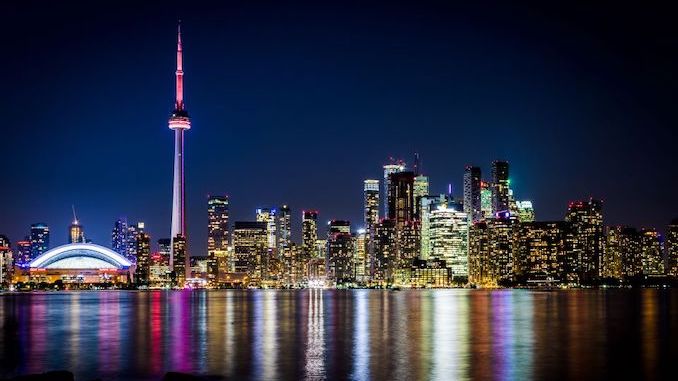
[
  {"left": 363, "top": 179, "right": 379, "bottom": 273},
  {"left": 667, "top": 219, "right": 678, "bottom": 277},
  {"left": 491, "top": 160, "right": 510, "bottom": 215},
  {"left": 463, "top": 166, "right": 482, "bottom": 223},
  {"left": 207, "top": 195, "right": 229, "bottom": 285},
  {"left": 640, "top": 228, "right": 664, "bottom": 275},
  {"left": 388, "top": 171, "right": 416, "bottom": 224},
  {"left": 136, "top": 231, "right": 151, "bottom": 286},
  {"left": 29, "top": 223, "right": 49, "bottom": 260},
  {"left": 429, "top": 206, "right": 469, "bottom": 279},
  {"left": 69, "top": 218, "right": 84, "bottom": 244},
  {"left": 169, "top": 24, "right": 191, "bottom": 276},
  {"left": 302, "top": 210, "right": 319, "bottom": 259},
  {"left": 233, "top": 221, "right": 268, "bottom": 281},
  {"left": 0, "top": 235, "right": 12, "bottom": 286},
  {"left": 480, "top": 181, "right": 492, "bottom": 219},
  {"left": 172, "top": 235, "right": 187, "bottom": 286},
  {"left": 515, "top": 201, "right": 535, "bottom": 222},
  {"left": 326, "top": 220, "right": 354, "bottom": 284},
  {"left": 383, "top": 160, "right": 406, "bottom": 216},
  {"left": 111, "top": 218, "right": 129, "bottom": 257},
  {"left": 15, "top": 239, "right": 31, "bottom": 266},
  {"left": 413, "top": 174, "right": 429, "bottom": 218},
  {"left": 514, "top": 221, "right": 577, "bottom": 284},
  {"left": 256, "top": 208, "right": 278, "bottom": 255},
  {"left": 127, "top": 222, "right": 145, "bottom": 263},
  {"left": 565, "top": 199, "right": 604, "bottom": 283},
  {"left": 419, "top": 194, "right": 451, "bottom": 260}
]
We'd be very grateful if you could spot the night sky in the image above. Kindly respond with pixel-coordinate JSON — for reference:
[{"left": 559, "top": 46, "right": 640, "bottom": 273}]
[{"left": 2, "top": 1, "right": 677, "bottom": 256}]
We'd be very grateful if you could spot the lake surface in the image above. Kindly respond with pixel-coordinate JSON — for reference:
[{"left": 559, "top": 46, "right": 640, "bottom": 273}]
[{"left": 1, "top": 289, "right": 677, "bottom": 380}]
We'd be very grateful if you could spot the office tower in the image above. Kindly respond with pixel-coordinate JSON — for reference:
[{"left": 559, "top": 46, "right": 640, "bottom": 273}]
[
  {"left": 603, "top": 226, "right": 625, "bottom": 280},
  {"left": 491, "top": 160, "right": 510, "bottom": 214},
  {"left": 207, "top": 195, "right": 229, "bottom": 285},
  {"left": 0, "top": 236, "right": 12, "bottom": 286},
  {"left": 302, "top": 210, "right": 319, "bottom": 259},
  {"left": 480, "top": 181, "right": 492, "bottom": 219},
  {"left": 111, "top": 218, "right": 129, "bottom": 257},
  {"left": 315, "top": 239, "right": 327, "bottom": 259},
  {"left": 172, "top": 235, "right": 187, "bottom": 286},
  {"left": 640, "top": 228, "right": 664, "bottom": 275},
  {"left": 514, "top": 221, "right": 577, "bottom": 284},
  {"left": 383, "top": 159, "right": 406, "bottom": 216},
  {"left": 158, "top": 238, "right": 171, "bottom": 257},
  {"left": 256, "top": 208, "right": 277, "bottom": 255},
  {"left": 29, "top": 223, "right": 49, "bottom": 260},
  {"left": 469, "top": 222, "right": 490, "bottom": 285},
  {"left": 15, "top": 239, "right": 31, "bottom": 266},
  {"left": 515, "top": 201, "right": 535, "bottom": 222},
  {"left": 463, "top": 166, "right": 482, "bottom": 223},
  {"left": 149, "top": 251, "right": 171, "bottom": 286},
  {"left": 610, "top": 227, "right": 642, "bottom": 279},
  {"left": 135, "top": 231, "right": 151, "bottom": 285},
  {"left": 374, "top": 219, "right": 396, "bottom": 283},
  {"left": 413, "top": 175, "right": 429, "bottom": 218},
  {"left": 487, "top": 216, "right": 517, "bottom": 284},
  {"left": 388, "top": 171, "right": 415, "bottom": 222},
  {"left": 363, "top": 180, "right": 379, "bottom": 273},
  {"left": 419, "top": 194, "right": 451, "bottom": 260},
  {"left": 277, "top": 205, "right": 292, "bottom": 251},
  {"left": 353, "top": 229, "right": 368, "bottom": 283},
  {"left": 565, "top": 199, "right": 604, "bottom": 283},
  {"left": 169, "top": 24, "right": 191, "bottom": 268},
  {"left": 233, "top": 221, "right": 268, "bottom": 281},
  {"left": 667, "top": 219, "right": 678, "bottom": 277},
  {"left": 126, "top": 222, "right": 145, "bottom": 263},
  {"left": 429, "top": 206, "right": 469, "bottom": 279},
  {"left": 326, "top": 220, "right": 354, "bottom": 284}
]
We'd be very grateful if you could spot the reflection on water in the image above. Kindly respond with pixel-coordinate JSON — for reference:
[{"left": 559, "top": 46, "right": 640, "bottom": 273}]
[{"left": 1, "top": 289, "right": 677, "bottom": 380}]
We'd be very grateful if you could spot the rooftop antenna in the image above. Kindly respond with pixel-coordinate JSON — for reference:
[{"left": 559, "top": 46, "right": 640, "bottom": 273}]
[{"left": 72, "top": 205, "right": 79, "bottom": 225}]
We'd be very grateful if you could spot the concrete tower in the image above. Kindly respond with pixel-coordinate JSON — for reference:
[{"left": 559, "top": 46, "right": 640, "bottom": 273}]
[{"left": 169, "top": 23, "right": 191, "bottom": 273}]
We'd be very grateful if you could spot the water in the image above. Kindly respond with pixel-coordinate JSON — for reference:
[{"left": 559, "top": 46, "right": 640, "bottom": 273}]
[{"left": 1, "top": 289, "right": 677, "bottom": 381}]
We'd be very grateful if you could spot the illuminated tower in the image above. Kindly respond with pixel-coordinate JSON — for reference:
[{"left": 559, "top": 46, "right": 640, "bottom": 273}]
[
  {"left": 491, "top": 160, "right": 509, "bottom": 215},
  {"left": 383, "top": 159, "right": 405, "bottom": 216},
  {"left": 463, "top": 166, "right": 482, "bottom": 223},
  {"left": 169, "top": 23, "right": 191, "bottom": 276},
  {"left": 30, "top": 223, "right": 50, "bottom": 260}
]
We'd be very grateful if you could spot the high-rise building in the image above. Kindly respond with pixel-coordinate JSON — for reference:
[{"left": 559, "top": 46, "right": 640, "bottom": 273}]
[
  {"left": 15, "top": 239, "right": 31, "bottom": 266},
  {"left": 69, "top": 217, "right": 85, "bottom": 244},
  {"left": 233, "top": 221, "right": 267, "bottom": 282},
  {"left": 136, "top": 231, "right": 151, "bottom": 285},
  {"left": 353, "top": 229, "right": 368, "bottom": 283},
  {"left": 491, "top": 160, "right": 510, "bottom": 214},
  {"left": 172, "top": 235, "right": 188, "bottom": 286},
  {"left": 169, "top": 24, "right": 191, "bottom": 270},
  {"left": 29, "top": 223, "right": 49, "bottom": 260},
  {"left": 419, "top": 194, "right": 451, "bottom": 260},
  {"left": 666, "top": 219, "right": 678, "bottom": 277},
  {"left": 514, "top": 221, "right": 577, "bottom": 284},
  {"left": 603, "top": 226, "right": 625, "bottom": 280},
  {"left": 413, "top": 175, "right": 429, "bottom": 218},
  {"left": 363, "top": 180, "right": 380, "bottom": 273},
  {"left": 277, "top": 205, "right": 292, "bottom": 252},
  {"left": 480, "top": 181, "right": 492, "bottom": 219},
  {"left": 126, "top": 222, "right": 145, "bottom": 263},
  {"left": 565, "top": 199, "right": 604, "bottom": 283},
  {"left": 302, "top": 210, "right": 319, "bottom": 259},
  {"left": 374, "top": 219, "right": 396, "bottom": 283},
  {"left": 207, "top": 195, "right": 229, "bottom": 285},
  {"left": 429, "top": 206, "right": 469, "bottom": 279},
  {"left": 469, "top": 222, "right": 490, "bottom": 285},
  {"left": 256, "top": 208, "right": 277, "bottom": 255},
  {"left": 0, "top": 235, "right": 12, "bottom": 287},
  {"left": 515, "top": 201, "right": 535, "bottom": 222},
  {"left": 326, "top": 220, "right": 354, "bottom": 284},
  {"left": 383, "top": 160, "right": 406, "bottom": 216},
  {"left": 640, "top": 228, "right": 664, "bottom": 275},
  {"left": 387, "top": 171, "right": 415, "bottom": 223},
  {"left": 464, "top": 166, "right": 482, "bottom": 223},
  {"left": 111, "top": 219, "right": 129, "bottom": 257}
]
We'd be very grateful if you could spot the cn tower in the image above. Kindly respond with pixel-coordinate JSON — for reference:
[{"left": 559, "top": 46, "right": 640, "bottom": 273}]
[{"left": 169, "top": 23, "right": 190, "bottom": 271}]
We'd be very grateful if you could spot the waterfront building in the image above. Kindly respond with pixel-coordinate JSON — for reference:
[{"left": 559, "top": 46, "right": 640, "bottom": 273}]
[
  {"left": 612, "top": 227, "right": 643, "bottom": 279},
  {"left": 169, "top": 24, "right": 191, "bottom": 270},
  {"left": 135, "top": 231, "right": 151, "bottom": 286},
  {"left": 69, "top": 218, "right": 85, "bottom": 244},
  {"left": 514, "top": 221, "right": 577, "bottom": 285},
  {"left": 410, "top": 258, "right": 451, "bottom": 287},
  {"left": 172, "top": 235, "right": 188, "bottom": 286},
  {"left": 315, "top": 239, "right": 327, "bottom": 259},
  {"left": 126, "top": 222, "right": 145, "bottom": 263},
  {"left": 383, "top": 160, "right": 406, "bottom": 216},
  {"left": 469, "top": 222, "right": 490, "bottom": 285},
  {"left": 18, "top": 243, "right": 133, "bottom": 286},
  {"left": 374, "top": 219, "right": 396, "bottom": 283},
  {"left": 149, "top": 251, "right": 170, "bottom": 286},
  {"left": 111, "top": 219, "right": 129, "bottom": 258},
  {"left": 565, "top": 199, "right": 604, "bottom": 283},
  {"left": 603, "top": 226, "right": 625, "bottom": 280},
  {"left": 363, "top": 180, "right": 380, "bottom": 273},
  {"left": 277, "top": 205, "right": 292, "bottom": 253},
  {"left": 233, "top": 221, "right": 267, "bottom": 283},
  {"left": 302, "top": 210, "right": 319, "bottom": 259},
  {"left": 491, "top": 160, "right": 510, "bottom": 214},
  {"left": 668, "top": 219, "right": 678, "bottom": 277},
  {"left": 326, "top": 220, "right": 354, "bottom": 284},
  {"left": 0, "top": 235, "right": 12, "bottom": 286},
  {"left": 463, "top": 166, "right": 482, "bottom": 223},
  {"left": 30, "top": 223, "right": 50, "bottom": 260},
  {"left": 429, "top": 206, "right": 469, "bottom": 280},
  {"left": 640, "top": 228, "right": 664, "bottom": 275},
  {"left": 190, "top": 256, "right": 208, "bottom": 279},
  {"left": 419, "top": 194, "right": 451, "bottom": 260},
  {"left": 353, "top": 229, "right": 368, "bottom": 283},
  {"left": 207, "top": 195, "right": 229, "bottom": 286},
  {"left": 413, "top": 175, "right": 429, "bottom": 218},
  {"left": 256, "top": 208, "right": 278, "bottom": 255}
]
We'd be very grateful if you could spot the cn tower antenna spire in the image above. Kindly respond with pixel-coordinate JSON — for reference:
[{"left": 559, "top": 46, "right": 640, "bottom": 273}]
[{"left": 175, "top": 20, "right": 184, "bottom": 111}]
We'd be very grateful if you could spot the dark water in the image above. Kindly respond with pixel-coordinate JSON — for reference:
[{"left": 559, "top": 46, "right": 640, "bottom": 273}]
[{"left": 1, "top": 289, "right": 677, "bottom": 381}]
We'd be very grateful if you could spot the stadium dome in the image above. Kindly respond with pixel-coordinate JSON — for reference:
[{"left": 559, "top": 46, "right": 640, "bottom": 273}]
[{"left": 29, "top": 243, "right": 132, "bottom": 269}]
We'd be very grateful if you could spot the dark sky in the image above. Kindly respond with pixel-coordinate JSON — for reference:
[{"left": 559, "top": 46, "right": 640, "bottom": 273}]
[{"left": 2, "top": 1, "right": 677, "bottom": 255}]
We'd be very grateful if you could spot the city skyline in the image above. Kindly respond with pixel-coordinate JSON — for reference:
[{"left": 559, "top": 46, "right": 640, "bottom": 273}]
[{"left": 2, "top": 2, "right": 678, "bottom": 258}]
